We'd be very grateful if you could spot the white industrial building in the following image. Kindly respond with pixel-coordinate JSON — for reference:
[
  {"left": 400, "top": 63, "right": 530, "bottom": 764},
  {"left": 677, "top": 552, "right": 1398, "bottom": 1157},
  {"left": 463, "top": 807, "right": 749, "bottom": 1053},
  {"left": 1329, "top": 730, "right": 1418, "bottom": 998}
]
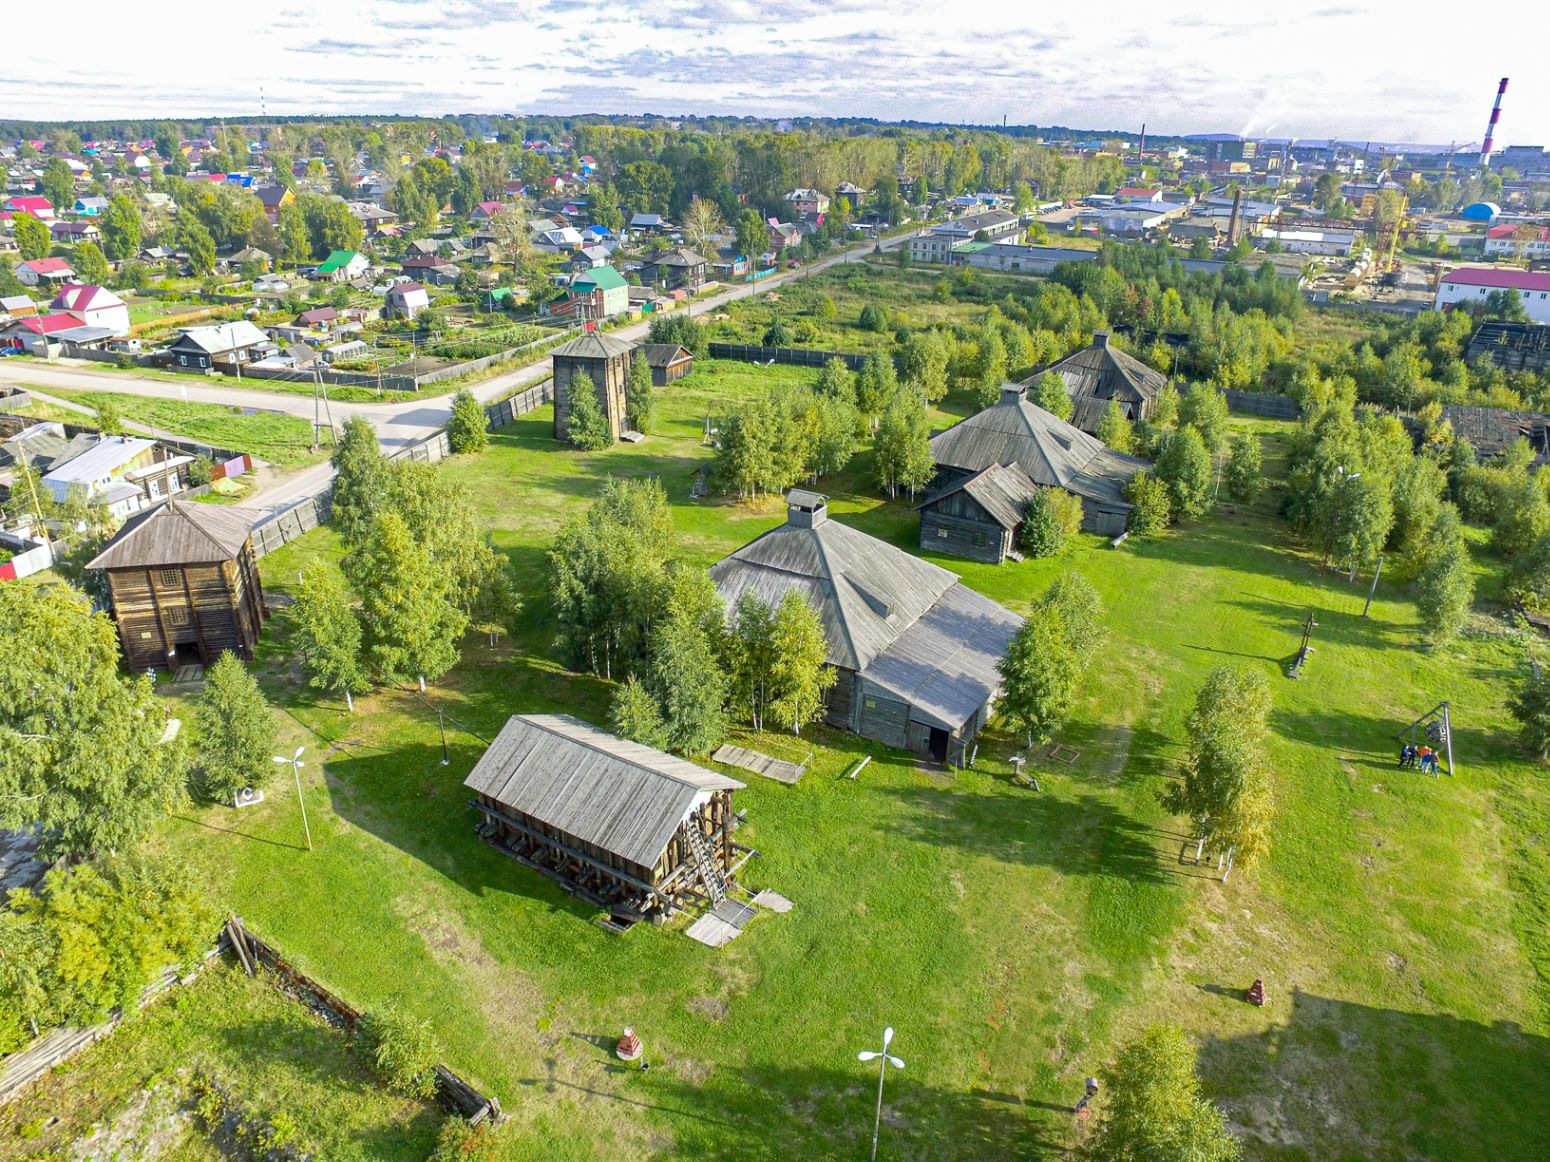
[
  {"left": 1256, "top": 227, "right": 1359, "bottom": 256},
  {"left": 1433, "top": 267, "right": 1550, "bottom": 325}
]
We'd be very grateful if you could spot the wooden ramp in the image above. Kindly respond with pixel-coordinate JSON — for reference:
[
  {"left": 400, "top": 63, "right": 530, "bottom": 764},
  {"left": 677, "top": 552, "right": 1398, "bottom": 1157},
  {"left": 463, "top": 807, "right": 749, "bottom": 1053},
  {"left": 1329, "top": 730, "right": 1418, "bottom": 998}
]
[{"left": 712, "top": 744, "right": 806, "bottom": 786}]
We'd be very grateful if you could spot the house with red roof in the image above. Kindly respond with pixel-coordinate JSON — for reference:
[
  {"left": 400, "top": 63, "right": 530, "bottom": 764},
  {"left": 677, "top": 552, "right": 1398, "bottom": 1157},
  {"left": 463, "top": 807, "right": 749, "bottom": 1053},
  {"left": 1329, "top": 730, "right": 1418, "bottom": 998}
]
[
  {"left": 1434, "top": 266, "right": 1550, "bottom": 325},
  {"left": 1114, "top": 187, "right": 1165, "bottom": 204},
  {"left": 2, "top": 196, "right": 55, "bottom": 221},
  {"left": 472, "top": 200, "right": 504, "bottom": 221},
  {"left": 15, "top": 257, "right": 75, "bottom": 288},
  {"left": 51, "top": 284, "right": 130, "bottom": 335},
  {"left": 0, "top": 312, "right": 83, "bottom": 355},
  {"left": 1484, "top": 223, "right": 1550, "bottom": 260}
]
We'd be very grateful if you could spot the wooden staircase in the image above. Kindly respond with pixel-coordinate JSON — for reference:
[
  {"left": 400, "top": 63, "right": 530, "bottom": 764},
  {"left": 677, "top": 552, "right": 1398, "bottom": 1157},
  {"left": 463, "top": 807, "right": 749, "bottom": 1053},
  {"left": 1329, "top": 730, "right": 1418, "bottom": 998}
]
[{"left": 684, "top": 822, "right": 729, "bottom": 905}]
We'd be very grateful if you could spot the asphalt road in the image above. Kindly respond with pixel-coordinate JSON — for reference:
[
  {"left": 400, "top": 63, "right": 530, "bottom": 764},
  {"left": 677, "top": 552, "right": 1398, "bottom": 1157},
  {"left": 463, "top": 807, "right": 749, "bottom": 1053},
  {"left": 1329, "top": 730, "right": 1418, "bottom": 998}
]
[{"left": 4, "top": 232, "right": 909, "bottom": 514}]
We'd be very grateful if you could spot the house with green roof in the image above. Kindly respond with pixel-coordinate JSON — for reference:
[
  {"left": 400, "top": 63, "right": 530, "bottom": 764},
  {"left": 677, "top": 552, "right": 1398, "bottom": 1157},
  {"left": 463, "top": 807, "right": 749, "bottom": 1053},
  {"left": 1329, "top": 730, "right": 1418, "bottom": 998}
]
[
  {"left": 568, "top": 264, "right": 629, "bottom": 319},
  {"left": 314, "top": 250, "right": 368, "bottom": 283}
]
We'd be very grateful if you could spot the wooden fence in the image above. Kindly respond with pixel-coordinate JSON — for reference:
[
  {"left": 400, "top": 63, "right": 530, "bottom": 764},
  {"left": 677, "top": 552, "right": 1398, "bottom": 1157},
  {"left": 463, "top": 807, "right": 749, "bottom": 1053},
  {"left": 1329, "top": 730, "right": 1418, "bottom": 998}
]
[
  {"left": 1222, "top": 389, "right": 1301, "bottom": 419},
  {"left": 224, "top": 917, "right": 502, "bottom": 1124},
  {"left": 483, "top": 379, "right": 553, "bottom": 429},
  {"left": 708, "top": 342, "right": 883, "bottom": 372}
]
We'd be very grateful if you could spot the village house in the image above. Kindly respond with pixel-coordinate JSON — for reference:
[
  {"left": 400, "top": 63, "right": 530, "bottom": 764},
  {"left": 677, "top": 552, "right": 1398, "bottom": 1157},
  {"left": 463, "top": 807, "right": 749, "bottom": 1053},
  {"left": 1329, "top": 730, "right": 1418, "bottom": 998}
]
[
  {"left": 384, "top": 280, "right": 430, "bottom": 320},
  {"left": 641, "top": 343, "right": 693, "bottom": 385},
  {"left": 0, "top": 313, "right": 84, "bottom": 355},
  {"left": 253, "top": 185, "right": 296, "bottom": 224},
  {"left": 1484, "top": 224, "right": 1550, "bottom": 260},
  {"left": 50, "top": 284, "right": 131, "bottom": 335},
  {"left": 640, "top": 248, "right": 708, "bottom": 291},
  {"left": 709, "top": 490, "right": 1020, "bottom": 765},
  {"left": 71, "top": 196, "right": 110, "bottom": 216},
  {"left": 0, "top": 295, "right": 38, "bottom": 321},
  {"left": 313, "top": 249, "right": 368, "bottom": 282},
  {"left": 87, "top": 500, "right": 268, "bottom": 671},
  {"left": 915, "top": 462, "right": 1040, "bottom": 565},
  {"left": 42, "top": 435, "right": 189, "bottom": 519},
  {"left": 927, "top": 383, "right": 1149, "bottom": 538},
  {"left": 471, "top": 201, "right": 504, "bottom": 222},
  {"left": 346, "top": 202, "right": 399, "bottom": 236},
  {"left": 563, "top": 265, "right": 629, "bottom": 320},
  {"left": 464, "top": 714, "right": 748, "bottom": 927},
  {"left": 167, "top": 321, "right": 274, "bottom": 371},
  {"left": 15, "top": 257, "right": 75, "bottom": 288},
  {"left": 2, "top": 196, "right": 55, "bottom": 221},
  {"left": 49, "top": 220, "right": 102, "bottom": 246},
  {"left": 1032, "top": 331, "right": 1167, "bottom": 432},
  {"left": 784, "top": 188, "right": 830, "bottom": 216}
]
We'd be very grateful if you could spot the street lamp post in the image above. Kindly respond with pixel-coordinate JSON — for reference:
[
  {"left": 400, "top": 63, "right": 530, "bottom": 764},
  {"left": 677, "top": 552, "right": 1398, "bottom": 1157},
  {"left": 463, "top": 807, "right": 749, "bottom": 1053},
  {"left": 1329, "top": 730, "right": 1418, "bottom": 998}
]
[
  {"left": 271, "top": 746, "right": 312, "bottom": 851},
  {"left": 856, "top": 1027, "right": 905, "bottom": 1162}
]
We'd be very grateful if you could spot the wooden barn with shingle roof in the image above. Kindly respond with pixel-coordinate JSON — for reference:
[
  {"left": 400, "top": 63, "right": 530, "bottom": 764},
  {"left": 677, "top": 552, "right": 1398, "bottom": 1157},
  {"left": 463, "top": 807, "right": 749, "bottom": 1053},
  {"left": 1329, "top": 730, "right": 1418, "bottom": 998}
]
[
  {"left": 916, "top": 461, "right": 1039, "bottom": 564},
  {"left": 87, "top": 500, "right": 267, "bottom": 670},
  {"left": 464, "top": 714, "right": 748, "bottom": 925},
  {"left": 709, "top": 491, "right": 1020, "bottom": 764},
  {"left": 1028, "top": 330, "right": 1168, "bottom": 432}
]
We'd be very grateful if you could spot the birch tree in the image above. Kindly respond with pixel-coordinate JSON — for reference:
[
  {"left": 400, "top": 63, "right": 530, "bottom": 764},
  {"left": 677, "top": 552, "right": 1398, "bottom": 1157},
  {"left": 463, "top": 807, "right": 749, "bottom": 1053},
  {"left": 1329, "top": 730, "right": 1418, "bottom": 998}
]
[{"left": 292, "top": 563, "right": 369, "bottom": 710}]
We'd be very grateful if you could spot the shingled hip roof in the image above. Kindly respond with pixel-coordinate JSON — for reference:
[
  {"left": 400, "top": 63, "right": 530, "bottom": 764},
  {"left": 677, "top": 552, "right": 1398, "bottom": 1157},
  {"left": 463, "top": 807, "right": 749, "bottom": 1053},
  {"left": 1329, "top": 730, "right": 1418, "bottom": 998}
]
[
  {"left": 551, "top": 330, "right": 635, "bottom": 359},
  {"left": 463, "top": 715, "right": 743, "bottom": 868},
  {"left": 87, "top": 499, "right": 262, "bottom": 569},
  {"left": 928, "top": 391, "right": 1147, "bottom": 511}
]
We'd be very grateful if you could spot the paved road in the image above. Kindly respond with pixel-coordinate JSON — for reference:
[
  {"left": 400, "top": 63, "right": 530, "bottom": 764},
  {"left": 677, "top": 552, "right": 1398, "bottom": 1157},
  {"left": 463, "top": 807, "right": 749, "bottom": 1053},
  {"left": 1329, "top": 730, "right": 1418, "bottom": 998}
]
[{"left": 4, "top": 233, "right": 908, "bottom": 514}]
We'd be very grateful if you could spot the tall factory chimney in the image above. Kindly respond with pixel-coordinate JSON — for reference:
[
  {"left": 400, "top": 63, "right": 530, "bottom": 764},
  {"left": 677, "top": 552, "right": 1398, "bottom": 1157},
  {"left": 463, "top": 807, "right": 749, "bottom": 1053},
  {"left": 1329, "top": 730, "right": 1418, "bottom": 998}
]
[
  {"left": 1479, "top": 77, "right": 1508, "bottom": 170},
  {"left": 1138, "top": 122, "right": 1146, "bottom": 158},
  {"left": 1227, "top": 187, "right": 1243, "bottom": 247}
]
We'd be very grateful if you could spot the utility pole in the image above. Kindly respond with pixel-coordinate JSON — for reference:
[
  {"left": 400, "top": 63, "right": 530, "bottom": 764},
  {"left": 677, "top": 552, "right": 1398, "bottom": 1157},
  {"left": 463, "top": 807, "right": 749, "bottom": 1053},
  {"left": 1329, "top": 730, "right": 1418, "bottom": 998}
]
[{"left": 1362, "top": 555, "right": 1384, "bottom": 617}]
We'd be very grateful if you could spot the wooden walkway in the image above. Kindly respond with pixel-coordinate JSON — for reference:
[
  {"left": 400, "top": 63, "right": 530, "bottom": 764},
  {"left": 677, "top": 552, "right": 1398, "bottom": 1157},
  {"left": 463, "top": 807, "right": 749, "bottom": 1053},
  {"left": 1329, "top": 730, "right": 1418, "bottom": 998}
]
[{"left": 712, "top": 744, "right": 807, "bottom": 786}]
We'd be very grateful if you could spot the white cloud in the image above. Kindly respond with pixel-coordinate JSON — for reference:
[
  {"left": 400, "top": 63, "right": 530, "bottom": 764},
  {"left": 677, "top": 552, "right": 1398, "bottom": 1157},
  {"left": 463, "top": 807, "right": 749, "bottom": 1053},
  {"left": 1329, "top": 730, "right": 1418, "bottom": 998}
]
[{"left": 4, "top": 0, "right": 1547, "bottom": 145}]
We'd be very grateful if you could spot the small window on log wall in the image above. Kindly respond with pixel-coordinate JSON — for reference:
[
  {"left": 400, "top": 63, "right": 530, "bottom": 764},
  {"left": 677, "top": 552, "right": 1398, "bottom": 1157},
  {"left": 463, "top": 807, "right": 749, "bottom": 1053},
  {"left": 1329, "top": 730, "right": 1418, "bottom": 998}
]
[
  {"left": 168, "top": 607, "right": 189, "bottom": 626},
  {"left": 158, "top": 569, "right": 180, "bottom": 588}
]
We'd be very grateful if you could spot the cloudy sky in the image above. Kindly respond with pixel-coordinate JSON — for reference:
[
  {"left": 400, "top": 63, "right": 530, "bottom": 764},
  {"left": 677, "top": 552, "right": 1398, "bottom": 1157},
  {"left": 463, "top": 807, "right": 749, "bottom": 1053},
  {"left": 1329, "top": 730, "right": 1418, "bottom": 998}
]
[{"left": 8, "top": 1, "right": 1549, "bottom": 146}]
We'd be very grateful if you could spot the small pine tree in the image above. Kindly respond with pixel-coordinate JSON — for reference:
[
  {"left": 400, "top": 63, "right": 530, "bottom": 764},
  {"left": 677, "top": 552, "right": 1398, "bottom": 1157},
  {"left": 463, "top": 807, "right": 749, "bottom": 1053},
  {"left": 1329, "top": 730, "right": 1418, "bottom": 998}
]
[
  {"left": 564, "top": 373, "right": 612, "bottom": 451},
  {"left": 195, "top": 652, "right": 277, "bottom": 802},
  {"left": 1095, "top": 400, "right": 1133, "bottom": 453},
  {"left": 858, "top": 303, "right": 888, "bottom": 332},
  {"left": 1224, "top": 435, "right": 1263, "bottom": 503},
  {"left": 446, "top": 389, "right": 489, "bottom": 454},
  {"left": 1125, "top": 471, "right": 1172, "bottom": 535},
  {"left": 996, "top": 607, "right": 1081, "bottom": 747},
  {"left": 763, "top": 318, "right": 793, "bottom": 346},
  {"left": 1019, "top": 488, "right": 1064, "bottom": 558},
  {"left": 627, "top": 351, "right": 654, "bottom": 434},
  {"left": 1509, "top": 662, "right": 1550, "bottom": 762},
  {"left": 1029, "top": 371, "right": 1073, "bottom": 421}
]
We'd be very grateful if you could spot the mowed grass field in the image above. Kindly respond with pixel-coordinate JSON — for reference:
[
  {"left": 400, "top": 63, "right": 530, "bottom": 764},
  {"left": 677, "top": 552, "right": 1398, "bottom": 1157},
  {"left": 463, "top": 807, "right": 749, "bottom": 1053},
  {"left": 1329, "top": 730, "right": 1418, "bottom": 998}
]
[{"left": 149, "top": 362, "right": 1550, "bottom": 1161}]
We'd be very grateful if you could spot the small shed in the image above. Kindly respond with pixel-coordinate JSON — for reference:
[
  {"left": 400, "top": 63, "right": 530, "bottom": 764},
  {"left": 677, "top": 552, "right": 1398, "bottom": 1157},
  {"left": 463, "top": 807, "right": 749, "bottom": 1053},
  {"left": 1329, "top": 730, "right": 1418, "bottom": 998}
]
[
  {"left": 465, "top": 714, "right": 748, "bottom": 924},
  {"left": 552, "top": 330, "right": 633, "bottom": 442},
  {"left": 917, "top": 462, "right": 1038, "bottom": 564},
  {"left": 87, "top": 500, "right": 268, "bottom": 671},
  {"left": 641, "top": 343, "right": 693, "bottom": 385}
]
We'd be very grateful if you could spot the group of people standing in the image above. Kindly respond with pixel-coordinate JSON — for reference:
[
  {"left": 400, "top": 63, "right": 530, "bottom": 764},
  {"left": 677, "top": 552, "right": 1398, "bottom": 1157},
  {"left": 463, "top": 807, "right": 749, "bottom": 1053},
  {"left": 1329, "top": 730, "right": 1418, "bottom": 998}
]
[{"left": 1398, "top": 743, "right": 1440, "bottom": 774}]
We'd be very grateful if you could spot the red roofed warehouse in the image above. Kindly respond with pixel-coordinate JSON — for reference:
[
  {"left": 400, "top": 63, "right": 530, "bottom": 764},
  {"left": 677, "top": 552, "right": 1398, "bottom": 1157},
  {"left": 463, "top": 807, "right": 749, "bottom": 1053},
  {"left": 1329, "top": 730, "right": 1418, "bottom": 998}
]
[{"left": 1434, "top": 267, "right": 1550, "bottom": 325}]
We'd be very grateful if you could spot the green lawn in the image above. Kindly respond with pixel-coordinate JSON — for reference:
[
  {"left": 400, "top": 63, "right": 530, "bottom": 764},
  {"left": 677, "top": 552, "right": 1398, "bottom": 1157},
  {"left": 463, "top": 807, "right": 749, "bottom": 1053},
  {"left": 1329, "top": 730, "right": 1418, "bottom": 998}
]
[
  {"left": 0, "top": 963, "right": 442, "bottom": 1160},
  {"left": 146, "top": 366, "right": 1550, "bottom": 1160},
  {"left": 23, "top": 387, "right": 327, "bottom": 468}
]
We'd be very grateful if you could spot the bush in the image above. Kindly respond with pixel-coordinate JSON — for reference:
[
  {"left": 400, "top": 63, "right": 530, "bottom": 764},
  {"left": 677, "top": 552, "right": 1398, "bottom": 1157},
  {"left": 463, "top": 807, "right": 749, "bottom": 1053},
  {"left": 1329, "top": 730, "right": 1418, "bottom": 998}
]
[
  {"left": 1019, "top": 488, "right": 1064, "bottom": 557},
  {"left": 188, "top": 456, "right": 214, "bottom": 487},
  {"left": 1125, "top": 471, "right": 1171, "bottom": 535},
  {"left": 1224, "top": 436, "right": 1263, "bottom": 503},
  {"left": 359, "top": 1004, "right": 440, "bottom": 1098},
  {"left": 430, "top": 1116, "right": 501, "bottom": 1161},
  {"left": 763, "top": 318, "right": 793, "bottom": 346},
  {"left": 858, "top": 303, "right": 888, "bottom": 331},
  {"left": 1050, "top": 489, "right": 1085, "bottom": 536},
  {"left": 447, "top": 389, "right": 490, "bottom": 454}
]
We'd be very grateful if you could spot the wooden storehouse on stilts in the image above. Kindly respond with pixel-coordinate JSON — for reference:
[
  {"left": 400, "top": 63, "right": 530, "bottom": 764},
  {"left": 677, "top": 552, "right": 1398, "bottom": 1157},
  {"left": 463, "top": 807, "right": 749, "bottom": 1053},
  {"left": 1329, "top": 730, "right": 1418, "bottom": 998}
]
[{"left": 464, "top": 714, "right": 750, "bottom": 928}]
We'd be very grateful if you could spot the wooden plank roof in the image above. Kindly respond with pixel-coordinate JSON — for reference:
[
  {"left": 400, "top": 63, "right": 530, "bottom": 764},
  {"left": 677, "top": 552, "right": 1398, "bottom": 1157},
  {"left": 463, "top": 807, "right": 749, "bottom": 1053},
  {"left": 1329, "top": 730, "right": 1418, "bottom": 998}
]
[
  {"left": 920, "top": 462, "right": 1037, "bottom": 530},
  {"left": 551, "top": 330, "right": 634, "bottom": 360},
  {"left": 463, "top": 715, "right": 742, "bottom": 869},
  {"left": 862, "top": 582, "right": 1021, "bottom": 731},
  {"left": 642, "top": 343, "right": 692, "bottom": 368},
  {"left": 87, "top": 499, "right": 261, "bottom": 570},
  {"left": 1035, "top": 332, "right": 1167, "bottom": 407},
  {"left": 708, "top": 499, "right": 960, "bottom": 672},
  {"left": 929, "top": 390, "right": 1147, "bottom": 511}
]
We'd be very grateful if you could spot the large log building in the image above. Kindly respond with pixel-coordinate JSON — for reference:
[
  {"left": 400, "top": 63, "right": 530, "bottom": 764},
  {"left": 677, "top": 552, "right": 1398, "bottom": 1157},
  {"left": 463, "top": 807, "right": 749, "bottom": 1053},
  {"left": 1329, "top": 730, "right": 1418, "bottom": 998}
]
[
  {"left": 87, "top": 500, "right": 268, "bottom": 671},
  {"left": 465, "top": 714, "right": 749, "bottom": 927},
  {"left": 709, "top": 491, "right": 1020, "bottom": 765}
]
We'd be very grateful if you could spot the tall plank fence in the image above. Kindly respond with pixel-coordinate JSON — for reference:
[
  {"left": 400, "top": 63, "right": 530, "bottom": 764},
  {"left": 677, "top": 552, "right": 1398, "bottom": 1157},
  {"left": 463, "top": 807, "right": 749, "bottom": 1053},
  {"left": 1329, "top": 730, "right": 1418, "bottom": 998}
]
[
  {"left": 1222, "top": 389, "right": 1302, "bottom": 419},
  {"left": 708, "top": 342, "right": 881, "bottom": 372},
  {"left": 248, "top": 380, "right": 552, "bottom": 560}
]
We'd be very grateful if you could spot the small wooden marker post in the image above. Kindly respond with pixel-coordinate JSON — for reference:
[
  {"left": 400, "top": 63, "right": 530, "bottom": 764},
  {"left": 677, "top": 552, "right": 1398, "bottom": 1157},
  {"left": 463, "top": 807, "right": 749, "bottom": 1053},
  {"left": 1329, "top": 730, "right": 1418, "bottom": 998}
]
[
  {"left": 616, "top": 1027, "right": 642, "bottom": 1063},
  {"left": 1246, "top": 978, "right": 1266, "bottom": 1007}
]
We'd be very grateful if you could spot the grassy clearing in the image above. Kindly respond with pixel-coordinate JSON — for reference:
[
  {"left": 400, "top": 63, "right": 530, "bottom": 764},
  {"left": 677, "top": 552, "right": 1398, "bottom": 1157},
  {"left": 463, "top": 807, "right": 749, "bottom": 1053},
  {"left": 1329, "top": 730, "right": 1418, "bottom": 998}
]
[
  {"left": 0, "top": 962, "right": 442, "bottom": 1160},
  {"left": 25, "top": 387, "right": 326, "bottom": 468},
  {"left": 145, "top": 368, "right": 1550, "bottom": 1160}
]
